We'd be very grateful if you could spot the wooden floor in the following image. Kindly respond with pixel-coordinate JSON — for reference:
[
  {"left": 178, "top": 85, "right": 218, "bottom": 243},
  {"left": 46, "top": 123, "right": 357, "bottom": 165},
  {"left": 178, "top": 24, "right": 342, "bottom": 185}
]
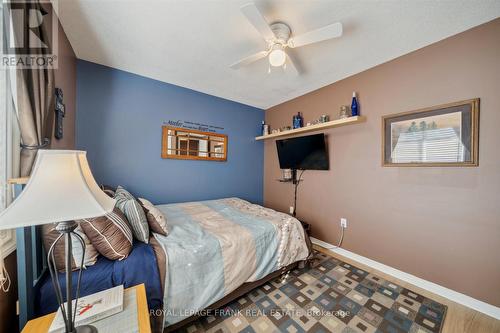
[{"left": 313, "top": 245, "right": 500, "bottom": 333}]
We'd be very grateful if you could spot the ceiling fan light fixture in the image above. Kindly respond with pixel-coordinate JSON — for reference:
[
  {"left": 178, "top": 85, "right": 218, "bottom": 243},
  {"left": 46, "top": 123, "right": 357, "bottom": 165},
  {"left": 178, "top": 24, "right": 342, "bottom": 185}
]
[
  {"left": 268, "top": 44, "right": 286, "bottom": 67},
  {"left": 232, "top": 3, "right": 343, "bottom": 75}
]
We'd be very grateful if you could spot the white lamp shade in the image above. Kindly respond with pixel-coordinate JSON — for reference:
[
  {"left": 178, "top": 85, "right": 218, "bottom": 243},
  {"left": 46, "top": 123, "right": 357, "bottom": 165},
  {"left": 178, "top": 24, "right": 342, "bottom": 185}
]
[{"left": 0, "top": 150, "right": 116, "bottom": 230}]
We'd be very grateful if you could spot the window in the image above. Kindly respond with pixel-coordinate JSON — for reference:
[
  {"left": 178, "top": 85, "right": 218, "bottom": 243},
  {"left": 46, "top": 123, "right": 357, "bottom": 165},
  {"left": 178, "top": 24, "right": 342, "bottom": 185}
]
[
  {"left": 0, "top": 2, "right": 20, "bottom": 291},
  {"left": 0, "top": 13, "right": 13, "bottom": 289},
  {"left": 0, "top": 4, "right": 20, "bottom": 261}
]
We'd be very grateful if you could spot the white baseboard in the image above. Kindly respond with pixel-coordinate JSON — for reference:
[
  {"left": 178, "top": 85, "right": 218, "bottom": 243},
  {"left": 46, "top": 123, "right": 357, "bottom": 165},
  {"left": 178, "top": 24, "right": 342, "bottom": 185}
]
[{"left": 311, "top": 237, "right": 500, "bottom": 320}]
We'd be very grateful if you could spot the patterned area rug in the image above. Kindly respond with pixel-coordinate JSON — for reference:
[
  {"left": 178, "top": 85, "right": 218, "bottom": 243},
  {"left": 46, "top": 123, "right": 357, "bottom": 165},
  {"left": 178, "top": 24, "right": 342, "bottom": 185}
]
[{"left": 176, "top": 251, "right": 447, "bottom": 333}]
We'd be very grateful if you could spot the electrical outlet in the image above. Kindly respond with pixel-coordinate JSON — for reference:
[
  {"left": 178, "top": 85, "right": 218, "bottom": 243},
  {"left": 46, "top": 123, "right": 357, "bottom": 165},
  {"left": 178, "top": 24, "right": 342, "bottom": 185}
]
[
  {"left": 289, "top": 206, "right": 294, "bottom": 214},
  {"left": 340, "top": 218, "right": 347, "bottom": 228}
]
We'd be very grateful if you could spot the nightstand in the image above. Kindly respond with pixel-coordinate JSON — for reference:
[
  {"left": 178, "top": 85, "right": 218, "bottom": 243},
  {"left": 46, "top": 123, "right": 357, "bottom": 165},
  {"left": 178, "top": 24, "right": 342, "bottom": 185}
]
[{"left": 21, "top": 284, "right": 151, "bottom": 333}]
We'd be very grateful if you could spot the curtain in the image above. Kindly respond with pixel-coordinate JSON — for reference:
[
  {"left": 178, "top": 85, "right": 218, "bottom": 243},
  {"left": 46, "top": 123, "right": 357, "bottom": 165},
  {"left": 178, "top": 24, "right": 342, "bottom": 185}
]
[{"left": 11, "top": 1, "right": 54, "bottom": 176}]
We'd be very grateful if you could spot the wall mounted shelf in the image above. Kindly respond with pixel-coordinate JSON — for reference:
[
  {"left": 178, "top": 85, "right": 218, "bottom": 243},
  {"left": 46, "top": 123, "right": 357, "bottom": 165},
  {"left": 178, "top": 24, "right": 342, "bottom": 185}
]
[{"left": 255, "top": 116, "right": 366, "bottom": 140}]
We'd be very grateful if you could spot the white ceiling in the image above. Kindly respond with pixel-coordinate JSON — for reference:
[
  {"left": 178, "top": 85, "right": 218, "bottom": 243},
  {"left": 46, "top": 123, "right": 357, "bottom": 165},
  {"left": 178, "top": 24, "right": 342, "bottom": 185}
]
[{"left": 55, "top": 0, "right": 500, "bottom": 109}]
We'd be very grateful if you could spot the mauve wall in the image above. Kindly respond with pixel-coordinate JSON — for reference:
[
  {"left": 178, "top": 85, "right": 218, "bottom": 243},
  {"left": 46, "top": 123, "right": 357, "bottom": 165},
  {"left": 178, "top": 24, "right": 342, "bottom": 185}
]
[
  {"left": 45, "top": 3, "right": 77, "bottom": 150},
  {"left": 49, "top": 19, "right": 77, "bottom": 150},
  {"left": 264, "top": 18, "right": 500, "bottom": 306},
  {"left": 76, "top": 60, "right": 264, "bottom": 205}
]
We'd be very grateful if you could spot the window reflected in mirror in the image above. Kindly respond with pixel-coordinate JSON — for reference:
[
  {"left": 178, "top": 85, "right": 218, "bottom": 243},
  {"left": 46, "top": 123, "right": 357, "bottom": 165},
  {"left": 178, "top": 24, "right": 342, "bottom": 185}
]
[{"left": 161, "top": 126, "right": 227, "bottom": 161}]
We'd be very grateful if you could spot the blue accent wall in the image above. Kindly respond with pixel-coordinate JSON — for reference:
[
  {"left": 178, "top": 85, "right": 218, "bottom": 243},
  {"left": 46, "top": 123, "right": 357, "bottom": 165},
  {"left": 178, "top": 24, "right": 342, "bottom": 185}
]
[{"left": 76, "top": 60, "right": 264, "bottom": 204}]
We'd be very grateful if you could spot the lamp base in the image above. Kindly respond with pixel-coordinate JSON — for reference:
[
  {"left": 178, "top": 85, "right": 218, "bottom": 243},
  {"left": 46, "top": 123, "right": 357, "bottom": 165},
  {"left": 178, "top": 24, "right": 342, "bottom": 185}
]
[
  {"left": 75, "top": 324, "right": 98, "bottom": 333},
  {"left": 48, "top": 222, "right": 98, "bottom": 333}
]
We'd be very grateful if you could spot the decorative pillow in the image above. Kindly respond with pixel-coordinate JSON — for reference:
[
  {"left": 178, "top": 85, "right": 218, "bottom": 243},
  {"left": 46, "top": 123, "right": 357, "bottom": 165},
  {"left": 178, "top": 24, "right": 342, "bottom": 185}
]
[
  {"left": 122, "top": 199, "right": 149, "bottom": 243},
  {"left": 78, "top": 208, "right": 133, "bottom": 260},
  {"left": 114, "top": 186, "right": 149, "bottom": 243},
  {"left": 42, "top": 223, "right": 99, "bottom": 272},
  {"left": 114, "top": 186, "right": 135, "bottom": 208},
  {"left": 138, "top": 198, "right": 168, "bottom": 236}
]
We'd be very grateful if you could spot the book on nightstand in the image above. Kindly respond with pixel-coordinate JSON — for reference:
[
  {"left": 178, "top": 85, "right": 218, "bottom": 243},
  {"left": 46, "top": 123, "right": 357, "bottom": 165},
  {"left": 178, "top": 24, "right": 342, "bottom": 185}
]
[{"left": 49, "top": 285, "right": 124, "bottom": 333}]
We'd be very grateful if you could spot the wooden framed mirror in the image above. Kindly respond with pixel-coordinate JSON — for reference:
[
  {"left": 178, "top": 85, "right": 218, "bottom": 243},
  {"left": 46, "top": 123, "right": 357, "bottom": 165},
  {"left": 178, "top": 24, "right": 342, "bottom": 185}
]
[{"left": 161, "top": 126, "right": 227, "bottom": 162}]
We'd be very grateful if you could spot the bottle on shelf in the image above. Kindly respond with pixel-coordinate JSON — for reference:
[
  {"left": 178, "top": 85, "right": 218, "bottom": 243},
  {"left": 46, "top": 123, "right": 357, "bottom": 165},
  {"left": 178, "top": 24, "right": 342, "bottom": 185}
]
[
  {"left": 351, "top": 92, "right": 359, "bottom": 117},
  {"left": 261, "top": 120, "right": 269, "bottom": 136},
  {"left": 293, "top": 112, "right": 303, "bottom": 129},
  {"left": 298, "top": 112, "right": 304, "bottom": 127}
]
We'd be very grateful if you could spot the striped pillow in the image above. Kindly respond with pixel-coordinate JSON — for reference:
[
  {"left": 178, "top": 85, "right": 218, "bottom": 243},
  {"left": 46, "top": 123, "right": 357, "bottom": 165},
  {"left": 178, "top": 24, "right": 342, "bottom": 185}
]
[
  {"left": 114, "top": 186, "right": 135, "bottom": 210},
  {"left": 42, "top": 224, "right": 99, "bottom": 272},
  {"left": 122, "top": 199, "right": 149, "bottom": 243},
  {"left": 114, "top": 186, "right": 149, "bottom": 243},
  {"left": 78, "top": 208, "right": 133, "bottom": 260}
]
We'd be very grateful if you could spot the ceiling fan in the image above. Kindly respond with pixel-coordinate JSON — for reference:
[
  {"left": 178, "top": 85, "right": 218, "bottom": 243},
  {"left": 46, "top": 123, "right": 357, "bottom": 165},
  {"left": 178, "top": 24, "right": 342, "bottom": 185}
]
[{"left": 230, "top": 3, "right": 343, "bottom": 75}]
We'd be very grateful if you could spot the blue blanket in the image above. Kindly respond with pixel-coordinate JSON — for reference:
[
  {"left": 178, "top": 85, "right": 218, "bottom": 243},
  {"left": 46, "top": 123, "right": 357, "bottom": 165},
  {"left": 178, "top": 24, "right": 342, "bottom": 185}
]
[{"left": 36, "top": 241, "right": 163, "bottom": 316}]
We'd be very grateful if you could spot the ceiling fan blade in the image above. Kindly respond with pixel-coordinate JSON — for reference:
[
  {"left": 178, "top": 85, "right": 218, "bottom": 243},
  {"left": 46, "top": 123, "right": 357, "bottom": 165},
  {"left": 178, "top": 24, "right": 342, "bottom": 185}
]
[
  {"left": 288, "top": 22, "right": 343, "bottom": 48},
  {"left": 230, "top": 50, "right": 269, "bottom": 69},
  {"left": 285, "top": 54, "right": 299, "bottom": 76},
  {"left": 240, "top": 3, "right": 275, "bottom": 41}
]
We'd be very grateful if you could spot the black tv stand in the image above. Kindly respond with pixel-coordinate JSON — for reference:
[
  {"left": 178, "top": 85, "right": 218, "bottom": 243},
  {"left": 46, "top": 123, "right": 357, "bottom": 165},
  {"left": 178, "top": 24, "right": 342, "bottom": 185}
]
[
  {"left": 291, "top": 169, "right": 298, "bottom": 185},
  {"left": 292, "top": 169, "right": 305, "bottom": 217}
]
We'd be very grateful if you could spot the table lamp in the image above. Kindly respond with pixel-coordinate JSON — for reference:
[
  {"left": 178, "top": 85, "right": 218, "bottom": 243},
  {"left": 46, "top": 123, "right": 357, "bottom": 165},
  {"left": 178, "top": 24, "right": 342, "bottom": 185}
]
[{"left": 0, "top": 150, "right": 116, "bottom": 333}]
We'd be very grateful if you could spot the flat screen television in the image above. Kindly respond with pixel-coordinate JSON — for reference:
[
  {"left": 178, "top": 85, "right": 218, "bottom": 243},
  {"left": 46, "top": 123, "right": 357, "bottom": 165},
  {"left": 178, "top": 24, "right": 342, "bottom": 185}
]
[{"left": 276, "top": 133, "right": 329, "bottom": 170}]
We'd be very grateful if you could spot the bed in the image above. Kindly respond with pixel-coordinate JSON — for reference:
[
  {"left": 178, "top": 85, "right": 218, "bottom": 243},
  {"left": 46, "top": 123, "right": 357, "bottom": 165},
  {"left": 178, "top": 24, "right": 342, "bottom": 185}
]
[{"left": 25, "top": 197, "right": 311, "bottom": 332}]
